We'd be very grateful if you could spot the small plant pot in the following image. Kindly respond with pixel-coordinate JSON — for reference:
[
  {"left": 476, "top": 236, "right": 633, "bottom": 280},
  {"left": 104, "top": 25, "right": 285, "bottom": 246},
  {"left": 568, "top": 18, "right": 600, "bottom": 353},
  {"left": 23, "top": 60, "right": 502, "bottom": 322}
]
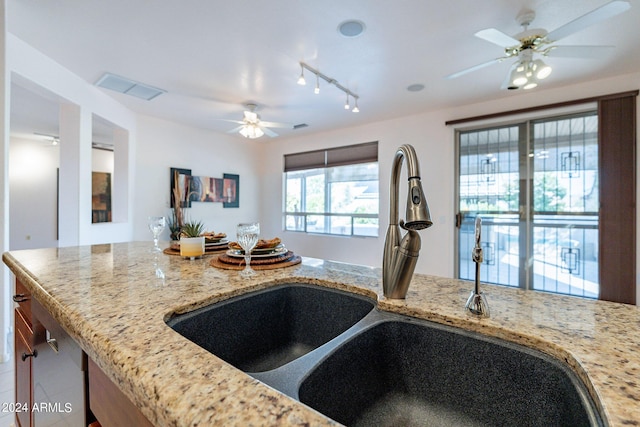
[{"left": 180, "top": 236, "right": 205, "bottom": 259}]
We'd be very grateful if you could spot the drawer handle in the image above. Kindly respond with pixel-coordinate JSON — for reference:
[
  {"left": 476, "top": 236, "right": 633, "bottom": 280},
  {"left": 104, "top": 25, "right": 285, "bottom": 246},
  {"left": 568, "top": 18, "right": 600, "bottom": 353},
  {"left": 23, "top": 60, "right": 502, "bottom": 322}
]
[
  {"left": 13, "top": 294, "right": 29, "bottom": 303},
  {"left": 21, "top": 349, "right": 37, "bottom": 361},
  {"left": 46, "top": 330, "right": 59, "bottom": 353}
]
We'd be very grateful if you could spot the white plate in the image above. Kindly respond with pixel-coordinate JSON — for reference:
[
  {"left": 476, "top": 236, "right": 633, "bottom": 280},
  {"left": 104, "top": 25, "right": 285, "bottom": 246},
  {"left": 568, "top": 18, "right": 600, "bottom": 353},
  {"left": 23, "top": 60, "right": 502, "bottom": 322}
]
[
  {"left": 226, "top": 246, "right": 288, "bottom": 258},
  {"left": 227, "top": 243, "right": 284, "bottom": 254},
  {"left": 205, "top": 239, "right": 229, "bottom": 248}
]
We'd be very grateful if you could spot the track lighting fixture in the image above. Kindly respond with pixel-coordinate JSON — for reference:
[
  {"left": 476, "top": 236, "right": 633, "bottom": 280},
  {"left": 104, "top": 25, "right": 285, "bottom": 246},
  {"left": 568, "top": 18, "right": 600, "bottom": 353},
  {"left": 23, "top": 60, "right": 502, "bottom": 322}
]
[
  {"left": 297, "top": 62, "right": 360, "bottom": 112},
  {"left": 297, "top": 64, "right": 306, "bottom": 86}
]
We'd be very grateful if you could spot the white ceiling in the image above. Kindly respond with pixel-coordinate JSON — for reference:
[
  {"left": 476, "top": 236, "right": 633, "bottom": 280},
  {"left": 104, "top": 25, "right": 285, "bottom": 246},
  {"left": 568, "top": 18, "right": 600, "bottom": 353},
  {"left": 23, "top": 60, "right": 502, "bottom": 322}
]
[{"left": 8, "top": 0, "right": 640, "bottom": 141}]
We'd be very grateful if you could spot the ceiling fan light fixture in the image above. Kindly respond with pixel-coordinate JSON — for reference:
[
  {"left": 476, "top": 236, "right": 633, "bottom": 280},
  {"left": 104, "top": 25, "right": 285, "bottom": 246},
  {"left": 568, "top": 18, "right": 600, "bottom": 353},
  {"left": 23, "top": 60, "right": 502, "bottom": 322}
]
[
  {"left": 511, "top": 69, "right": 528, "bottom": 87},
  {"left": 513, "top": 76, "right": 528, "bottom": 86},
  {"left": 239, "top": 124, "right": 264, "bottom": 139},
  {"left": 533, "top": 59, "right": 552, "bottom": 79},
  {"left": 523, "top": 81, "right": 538, "bottom": 90}
]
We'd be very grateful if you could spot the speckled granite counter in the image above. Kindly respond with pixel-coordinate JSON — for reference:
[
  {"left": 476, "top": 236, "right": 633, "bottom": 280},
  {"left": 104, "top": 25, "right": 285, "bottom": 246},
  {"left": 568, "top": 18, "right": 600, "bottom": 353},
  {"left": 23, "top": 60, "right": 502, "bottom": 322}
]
[{"left": 3, "top": 242, "right": 639, "bottom": 426}]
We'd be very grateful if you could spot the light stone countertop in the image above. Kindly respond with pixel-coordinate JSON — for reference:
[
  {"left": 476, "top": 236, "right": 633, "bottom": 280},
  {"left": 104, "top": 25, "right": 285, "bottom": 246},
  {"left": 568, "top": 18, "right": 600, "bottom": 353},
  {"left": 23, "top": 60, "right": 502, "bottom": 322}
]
[{"left": 3, "top": 241, "right": 640, "bottom": 426}]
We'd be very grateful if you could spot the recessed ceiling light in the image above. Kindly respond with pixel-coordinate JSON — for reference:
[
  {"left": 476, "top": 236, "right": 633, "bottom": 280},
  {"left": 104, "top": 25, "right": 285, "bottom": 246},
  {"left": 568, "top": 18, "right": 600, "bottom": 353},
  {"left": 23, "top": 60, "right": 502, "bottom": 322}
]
[
  {"left": 407, "top": 84, "right": 425, "bottom": 92},
  {"left": 338, "top": 20, "right": 365, "bottom": 38}
]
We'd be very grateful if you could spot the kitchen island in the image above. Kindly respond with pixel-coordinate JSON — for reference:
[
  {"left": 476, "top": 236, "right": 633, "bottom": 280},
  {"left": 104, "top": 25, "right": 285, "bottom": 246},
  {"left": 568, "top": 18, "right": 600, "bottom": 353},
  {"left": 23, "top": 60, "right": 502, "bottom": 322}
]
[{"left": 3, "top": 242, "right": 640, "bottom": 426}]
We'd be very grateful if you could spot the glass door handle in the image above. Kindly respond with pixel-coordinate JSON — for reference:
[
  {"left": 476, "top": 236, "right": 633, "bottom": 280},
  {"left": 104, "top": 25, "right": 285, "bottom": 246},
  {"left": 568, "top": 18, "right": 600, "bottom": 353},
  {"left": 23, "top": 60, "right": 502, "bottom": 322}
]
[{"left": 455, "top": 213, "right": 463, "bottom": 228}]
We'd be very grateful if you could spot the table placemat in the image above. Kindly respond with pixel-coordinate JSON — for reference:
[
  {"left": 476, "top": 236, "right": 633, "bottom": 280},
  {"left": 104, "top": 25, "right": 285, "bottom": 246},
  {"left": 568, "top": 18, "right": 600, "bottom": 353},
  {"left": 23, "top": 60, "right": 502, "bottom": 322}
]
[
  {"left": 210, "top": 254, "right": 301, "bottom": 270},
  {"left": 163, "top": 247, "right": 226, "bottom": 257}
]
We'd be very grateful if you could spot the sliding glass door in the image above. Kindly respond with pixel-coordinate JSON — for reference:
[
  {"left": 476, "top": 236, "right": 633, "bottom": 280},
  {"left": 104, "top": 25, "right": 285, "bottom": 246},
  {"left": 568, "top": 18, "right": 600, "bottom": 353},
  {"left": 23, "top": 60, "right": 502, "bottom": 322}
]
[{"left": 456, "top": 112, "right": 599, "bottom": 298}]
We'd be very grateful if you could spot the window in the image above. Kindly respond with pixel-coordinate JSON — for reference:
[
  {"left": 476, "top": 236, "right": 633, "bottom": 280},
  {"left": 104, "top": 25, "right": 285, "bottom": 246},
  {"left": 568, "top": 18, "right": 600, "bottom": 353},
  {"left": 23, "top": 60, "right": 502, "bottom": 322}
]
[
  {"left": 284, "top": 142, "right": 379, "bottom": 237},
  {"left": 456, "top": 112, "right": 600, "bottom": 298}
]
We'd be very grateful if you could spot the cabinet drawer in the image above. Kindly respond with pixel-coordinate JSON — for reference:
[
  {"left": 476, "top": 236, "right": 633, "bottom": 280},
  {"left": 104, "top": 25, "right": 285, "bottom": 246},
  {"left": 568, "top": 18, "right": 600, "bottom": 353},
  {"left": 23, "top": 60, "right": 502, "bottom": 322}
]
[
  {"left": 15, "top": 307, "right": 35, "bottom": 427},
  {"left": 15, "top": 308, "right": 34, "bottom": 350}
]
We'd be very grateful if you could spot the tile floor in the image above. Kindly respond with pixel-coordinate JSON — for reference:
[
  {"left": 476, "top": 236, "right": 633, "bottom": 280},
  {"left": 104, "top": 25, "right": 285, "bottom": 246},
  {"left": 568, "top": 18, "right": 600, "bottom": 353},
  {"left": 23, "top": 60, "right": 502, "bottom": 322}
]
[{"left": 0, "top": 354, "right": 16, "bottom": 427}]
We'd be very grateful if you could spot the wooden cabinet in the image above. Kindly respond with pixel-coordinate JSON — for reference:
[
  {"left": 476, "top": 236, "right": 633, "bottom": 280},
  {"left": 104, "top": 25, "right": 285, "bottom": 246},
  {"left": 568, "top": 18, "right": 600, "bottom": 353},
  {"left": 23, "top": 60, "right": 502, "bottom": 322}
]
[
  {"left": 13, "top": 277, "right": 150, "bottom": 427},
  {"left": 13, "top": 279, "right": 36, "bottom": 427},
  {"left": 88, "top": 358, "right": 153, "bottom": 427},
  {"left": 13, "top": 279, "right": 91, "bottom": 427}
]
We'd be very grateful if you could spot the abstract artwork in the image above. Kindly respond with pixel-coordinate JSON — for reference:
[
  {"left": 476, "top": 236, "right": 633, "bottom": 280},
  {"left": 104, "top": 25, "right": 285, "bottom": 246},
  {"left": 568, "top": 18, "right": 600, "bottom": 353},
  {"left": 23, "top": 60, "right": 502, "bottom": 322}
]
[
  {"left": 92, "top": 172, "right": 112, "bottom": 223},
  {"left": 170, "top": 168, "right": 239, "bottom": 208}
]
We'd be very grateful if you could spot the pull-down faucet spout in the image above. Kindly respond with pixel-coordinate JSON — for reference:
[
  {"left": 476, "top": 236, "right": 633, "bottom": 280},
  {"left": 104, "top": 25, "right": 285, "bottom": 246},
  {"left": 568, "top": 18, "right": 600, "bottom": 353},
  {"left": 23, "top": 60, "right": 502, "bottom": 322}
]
[{"left": 383, "top": 144, "right": 432, "bottom": 299}]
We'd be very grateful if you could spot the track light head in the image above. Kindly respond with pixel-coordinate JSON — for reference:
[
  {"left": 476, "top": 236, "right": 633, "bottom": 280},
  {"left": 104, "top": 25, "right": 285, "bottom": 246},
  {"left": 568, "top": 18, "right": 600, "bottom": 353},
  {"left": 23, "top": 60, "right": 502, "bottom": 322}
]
[{"left": 297, "top": 65, "right": 306, "bottom": 86}]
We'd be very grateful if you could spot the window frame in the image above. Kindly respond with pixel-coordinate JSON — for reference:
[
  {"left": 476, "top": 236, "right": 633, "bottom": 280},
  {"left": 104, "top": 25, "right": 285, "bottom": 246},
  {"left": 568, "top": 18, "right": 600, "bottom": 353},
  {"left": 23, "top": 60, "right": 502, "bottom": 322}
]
[
  {"left": 449, "top": 91, "right": 637, "bottom": 304},
  {"left": 283, "top": 142, "right": 379, "bottom": 237}
]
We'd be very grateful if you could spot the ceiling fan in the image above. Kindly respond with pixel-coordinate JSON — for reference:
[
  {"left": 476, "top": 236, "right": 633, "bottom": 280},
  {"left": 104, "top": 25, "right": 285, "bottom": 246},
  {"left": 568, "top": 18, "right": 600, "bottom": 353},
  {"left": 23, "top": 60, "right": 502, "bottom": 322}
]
[
  {"left": 223, "top": 104, "right": 291, "bottom": 139},
  {"left": 446, "top": 0, "right": 631, "bottom": 90}
]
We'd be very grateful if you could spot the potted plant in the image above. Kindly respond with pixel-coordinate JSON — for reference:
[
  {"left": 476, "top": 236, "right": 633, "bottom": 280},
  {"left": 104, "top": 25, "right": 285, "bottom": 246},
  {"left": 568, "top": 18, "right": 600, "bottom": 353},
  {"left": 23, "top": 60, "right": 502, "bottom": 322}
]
[{"left": 180, "top": 220, "right": 205, "bottom": 259}]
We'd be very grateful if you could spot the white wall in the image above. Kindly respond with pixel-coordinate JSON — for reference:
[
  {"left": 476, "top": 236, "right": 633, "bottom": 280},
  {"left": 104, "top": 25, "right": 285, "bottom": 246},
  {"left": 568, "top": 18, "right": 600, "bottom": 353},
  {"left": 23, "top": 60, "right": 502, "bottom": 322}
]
[
  {"left": 7, "top": 140, "right": 115, "bottom": 251},
  {"left": 259, "top": 71, "right": 640, "bottom": 290},
  {"left": 8, "top": 34, "right": 137, "bottom": 246},
  {"left": 92, "top": 148, "right": 114, "bottom": 174},
  {"left": 9, "top": 137, "right": 59, "bottom": 249},
  {"left": 132, "top": 115, "right": 262, "bottom": 242}
]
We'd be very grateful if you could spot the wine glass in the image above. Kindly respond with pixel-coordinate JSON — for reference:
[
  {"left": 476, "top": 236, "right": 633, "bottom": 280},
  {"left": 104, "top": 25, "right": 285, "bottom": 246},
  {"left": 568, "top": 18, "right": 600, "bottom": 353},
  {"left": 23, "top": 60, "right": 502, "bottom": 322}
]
[
  {"left": 236, "top": 222, "right": 260, "bottom": 277},
  {"left": 148, "top": 216, "right": 166, "bottom": 253}
]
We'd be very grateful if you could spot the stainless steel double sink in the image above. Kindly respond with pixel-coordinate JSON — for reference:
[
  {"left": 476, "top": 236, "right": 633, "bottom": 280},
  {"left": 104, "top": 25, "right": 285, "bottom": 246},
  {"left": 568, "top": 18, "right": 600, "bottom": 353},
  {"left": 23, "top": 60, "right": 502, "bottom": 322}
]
[{"left": 166, "top": 283, "right": 603, "bottom": 426}]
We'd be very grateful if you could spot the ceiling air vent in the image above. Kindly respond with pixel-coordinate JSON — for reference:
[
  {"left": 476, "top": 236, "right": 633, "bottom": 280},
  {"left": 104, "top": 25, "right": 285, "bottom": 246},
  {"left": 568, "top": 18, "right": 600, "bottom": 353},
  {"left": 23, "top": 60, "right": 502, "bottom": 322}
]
[
  {"left": 293, "top": 123, "right": 309, "bottom": 130},
  {"left": 95, "top": 73, "right": 166, "bottom": 101}
]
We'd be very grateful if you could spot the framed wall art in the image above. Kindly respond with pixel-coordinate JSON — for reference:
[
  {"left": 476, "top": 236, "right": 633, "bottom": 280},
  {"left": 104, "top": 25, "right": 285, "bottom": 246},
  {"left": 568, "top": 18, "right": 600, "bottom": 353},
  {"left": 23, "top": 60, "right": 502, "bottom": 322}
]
[{"left": 170, "top": 168, "right": 239, "bottom": 209}]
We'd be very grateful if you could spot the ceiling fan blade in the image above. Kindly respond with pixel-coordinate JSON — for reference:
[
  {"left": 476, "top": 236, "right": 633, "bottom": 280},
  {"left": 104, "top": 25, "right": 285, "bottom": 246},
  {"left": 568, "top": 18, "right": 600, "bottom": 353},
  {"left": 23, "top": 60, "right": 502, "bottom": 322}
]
[
  {"left": 261, "top": 127, "right": 278, "bottom": 138},
  {"left": 546, "top": 0, "right": 630, "bottom": 42},
  {"left": 474, "top": 28, "right": 520, "bottom": 48},
  {"left": 219, "top": 119, "right": 245, "bottom": 125},
  {"left": 545, "top": 45, "right": 615, "bottom": 58},
  {"left": 259, "top": 120, "right": 292, "bottom": 129},
  {"left": 445, "top": 57, "right": 506, "bottom": 79},
  {"left": 226, "top": 125, "right": 244, "bottom": 134}
]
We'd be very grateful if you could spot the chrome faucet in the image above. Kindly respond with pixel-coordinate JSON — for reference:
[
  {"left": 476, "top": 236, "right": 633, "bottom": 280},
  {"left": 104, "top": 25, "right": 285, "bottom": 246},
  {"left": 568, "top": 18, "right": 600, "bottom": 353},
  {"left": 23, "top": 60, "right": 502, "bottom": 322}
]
[
  {"left": 465, "top": 217, "right": 490, "bottom": 317},
  {"left": 383, "top": 144, "right": 432, "bottom": 299}
]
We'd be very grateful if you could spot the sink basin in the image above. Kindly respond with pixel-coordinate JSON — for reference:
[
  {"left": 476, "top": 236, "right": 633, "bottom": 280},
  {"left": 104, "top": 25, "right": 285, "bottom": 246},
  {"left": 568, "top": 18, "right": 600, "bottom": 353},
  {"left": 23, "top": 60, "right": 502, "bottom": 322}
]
[
  {"left": 298, "top": 319, "right": 603, "bottom": 427},
  {"left": 168, "top": 284, "right": 603, "bottom": 426},
  {"left": 166, "top": 283, "right": 376, "bottom": 372}
]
